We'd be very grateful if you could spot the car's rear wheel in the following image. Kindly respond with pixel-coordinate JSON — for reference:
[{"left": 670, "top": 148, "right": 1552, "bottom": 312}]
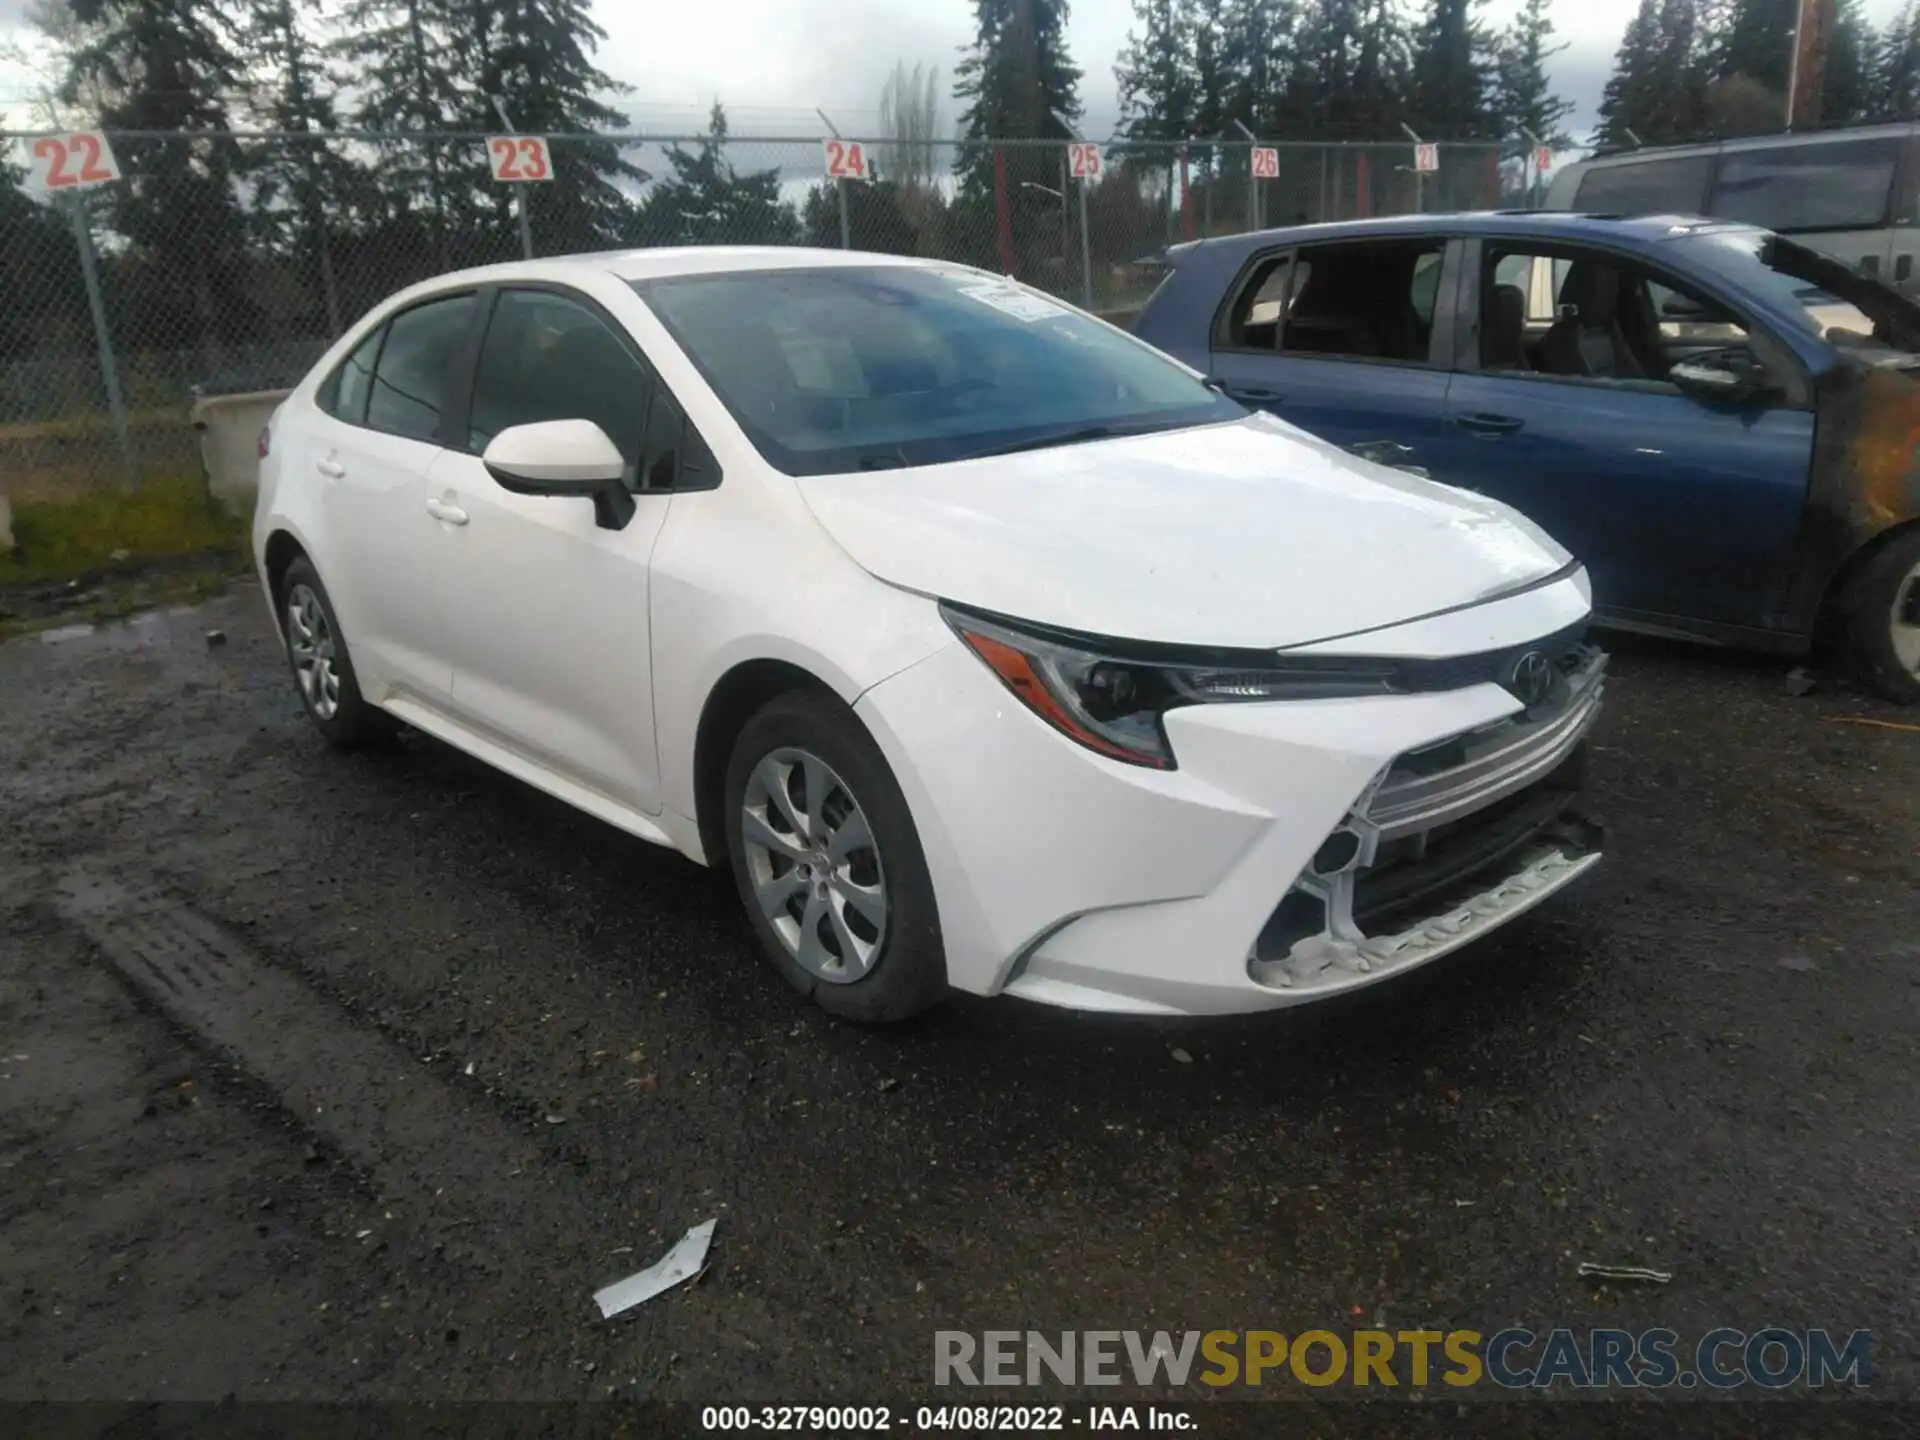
[
  {"left": 280, "top": 557, "right": 397, "bottom": 747},
  {"left": 1845, "top": 530, "right": 1920, "bottom": 705},
  {"left": 723, "top": 691, "right": 946, "bottom": 1022}
]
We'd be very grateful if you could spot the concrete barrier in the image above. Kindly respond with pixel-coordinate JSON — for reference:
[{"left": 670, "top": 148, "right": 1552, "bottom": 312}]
[{"left": 191, "top": 388, "right": 291, "bottom": 508}]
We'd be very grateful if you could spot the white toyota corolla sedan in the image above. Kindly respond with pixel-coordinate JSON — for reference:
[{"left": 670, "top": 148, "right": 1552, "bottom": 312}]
[{"left": 253, "top": 246, "right": 1606, "bottom": 1022}]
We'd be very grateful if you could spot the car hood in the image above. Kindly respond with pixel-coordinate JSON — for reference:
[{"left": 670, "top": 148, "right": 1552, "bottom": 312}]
[{"left": 796, "top": 414, "right": 1574, "bottom": 649}]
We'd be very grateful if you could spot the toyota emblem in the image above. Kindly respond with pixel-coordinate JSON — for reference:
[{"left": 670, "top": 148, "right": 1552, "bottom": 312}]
[{"left": 1509, "top": 650, "right": 1554, "bottom": 707}]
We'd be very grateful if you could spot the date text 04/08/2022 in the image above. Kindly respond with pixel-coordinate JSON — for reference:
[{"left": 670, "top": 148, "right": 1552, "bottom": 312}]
[{"left": 698, "top": 1404, "right": 1194, "bottom": 1431}]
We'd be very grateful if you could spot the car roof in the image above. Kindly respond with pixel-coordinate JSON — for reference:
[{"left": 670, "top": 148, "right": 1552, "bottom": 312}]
[
  {"left": 401, "top": 245, "right": 947, "bottom": 293},
  {"left": 1578, "top": 119, "right": 1914, "bottom": 164},
  {"left": 1172, "top": 211, "right": 1764, "bottom": 258}
]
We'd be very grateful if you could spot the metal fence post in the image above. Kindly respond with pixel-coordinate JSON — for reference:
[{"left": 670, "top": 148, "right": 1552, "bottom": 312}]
[
  {"left": 817, "top": 110, "right": 851, "bottom": 249},
  {"left": 1078, "top": 177, "right": 1093, "bottom": 310},
  {"left": 67, "top": 189, "right": 136, "bottom": 487},
  {"left": 492, "top": 98, "right": 536, "bottom": 259},
  {"left": 1232, "top": 121, "right": 1259, "bottom": 233}
]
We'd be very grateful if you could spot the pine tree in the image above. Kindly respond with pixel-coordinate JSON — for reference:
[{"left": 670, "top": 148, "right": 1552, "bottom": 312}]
[
  {"left": 64, "top": 0, "right": 253, "bottom": 359},
  {"left": 1822, "top": 0, "right": 1878, "bottom": 123},
  {"left": 1494, "top": 0, "right": 1573, "bottom": 147},
  {"left": 954, "top": 0, "right": 1084, "bottom": 149},
  {"left": 635, "top": 102, "right": 800, "bottom": 247},
  {"left": 1597, "top": 0, "right": 1708, "bottom": 145},
  {"left": 335, "top": 0, "right": 475, "bottom": 266},
  {"left": 1717, "top": 0, "right": 1795, "bottom": 99},
  {"left": 952, "top": 0, "right": 1083, "bottom": 271},
  {"left": 1409, "top": 0, "right": 1497, "bottom": 138},
  {"left": 455, "top": 0, "right": 645, "bottom": 254},
  {"left": 244, "top": 0, "right": 354, "bottom": 334},
  {"left": 1882, "top": 2, "right": 1920, "bottom": 118},
  {"left": 1222, "top": 0, "right": 1291, "bottom": 136},
  {"left": 1116, "top": 0, "right": 1195, "bottom": 142}
]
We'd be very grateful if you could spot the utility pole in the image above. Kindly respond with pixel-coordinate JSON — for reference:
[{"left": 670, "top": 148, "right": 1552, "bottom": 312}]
[{"left": 1786, "top": 0, "right": 1834, "bottom": 131}]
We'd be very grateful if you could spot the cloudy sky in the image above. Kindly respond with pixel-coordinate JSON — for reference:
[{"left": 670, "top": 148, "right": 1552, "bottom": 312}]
[{"left": 0, "top": 0, "right": 1912, "bottom": 143}]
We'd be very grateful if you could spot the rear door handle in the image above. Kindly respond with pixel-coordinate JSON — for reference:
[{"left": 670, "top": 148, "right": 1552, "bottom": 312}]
[
  {"left": 1454, "top": 413, "right": 1525, "bottom": 436},
  {"left": 425, "top": 497, "right": 469, "bottom": 526},
  {"left": 314, "top": 457, "right": 345, "bottom": 478},
  {"left": 1225, "top": 386, "right": 1284, "bottom": 402}
]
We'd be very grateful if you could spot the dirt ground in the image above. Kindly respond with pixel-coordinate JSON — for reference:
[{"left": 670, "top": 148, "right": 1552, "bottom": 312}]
[{"left": 1, "top": 584, "right": 1916, "bottom": 1428}]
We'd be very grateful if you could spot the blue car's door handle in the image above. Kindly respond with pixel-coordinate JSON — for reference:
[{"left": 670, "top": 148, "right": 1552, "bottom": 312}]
[
  {"left": 1455, "top": 412, "right": 1525, "bottom": 435},
  {"left": 1225, "top": 386, "right": 1284, "bottom": 403}
]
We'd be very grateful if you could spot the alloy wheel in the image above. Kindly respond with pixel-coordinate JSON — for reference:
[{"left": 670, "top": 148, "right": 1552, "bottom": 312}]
[
  {"left": 739, "top": 747, "right": 888, "bottom": 983},
  {"left": 1894, "top": 560, "right": 1920, "bottom": 681},
  {"left": 286, "top": 583, "right": 341, "bottom": 722}
]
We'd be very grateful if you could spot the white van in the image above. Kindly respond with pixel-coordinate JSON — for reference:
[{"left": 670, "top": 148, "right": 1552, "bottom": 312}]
[{"left": 1545, "top": 123, "right": 1920, "bottom": 292}]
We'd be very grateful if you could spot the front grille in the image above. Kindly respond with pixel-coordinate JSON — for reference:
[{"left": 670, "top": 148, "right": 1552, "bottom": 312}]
[
  {"left": 1364, "top": 643, "right": 1605, "bottom": 840},
  {"left": 1353, "top": 747, "right": 1585, "bottom": 936}
]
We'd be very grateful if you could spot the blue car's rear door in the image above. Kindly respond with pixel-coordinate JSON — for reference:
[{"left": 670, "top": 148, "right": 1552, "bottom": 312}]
[
  {"left": 1427, "top": 238, "right": 1815, "bottom": 630},
  {"left": 1205, "top": 237, "right": 1459, "bottom": 463}
]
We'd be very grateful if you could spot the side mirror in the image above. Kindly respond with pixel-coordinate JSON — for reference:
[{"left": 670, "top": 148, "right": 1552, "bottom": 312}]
[
  {"left": 483, "top": 419, "right": 635, "bottom": 530},
  {"left": 1670, "top": 357, "right": 1773, "bottom": 407}
]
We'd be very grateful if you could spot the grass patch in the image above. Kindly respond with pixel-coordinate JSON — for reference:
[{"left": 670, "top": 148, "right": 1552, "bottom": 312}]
[{"left": 1, "top": 473, "right": 247, "bottom": 585}]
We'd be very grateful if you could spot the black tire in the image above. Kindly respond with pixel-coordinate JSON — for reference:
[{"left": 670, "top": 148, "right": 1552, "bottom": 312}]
[
  {"left": 278, "top": 557, "right": 398, "bottom": 748},
  {"left": 1843, "top": 529, "right": 1920, "bottom": 706},
  {"left": 722, "top": 690, "right": 946, "bottom": 1022}
]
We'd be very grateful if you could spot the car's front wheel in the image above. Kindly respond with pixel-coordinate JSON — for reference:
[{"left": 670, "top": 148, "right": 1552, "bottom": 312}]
[
  {"left": 1845, "top": 530, "right": 1920, "bottom": 705},
  {"left": 723, "top": 690, "right": 946, "bottom": 1022},
  {"left": 279, "top": 557, "right": 397, "bottom": 747}
]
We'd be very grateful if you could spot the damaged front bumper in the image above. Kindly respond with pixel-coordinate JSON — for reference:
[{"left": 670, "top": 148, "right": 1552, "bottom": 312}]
[{"left": 1249, "top": 645, "right": 1606, "bottom": 999}]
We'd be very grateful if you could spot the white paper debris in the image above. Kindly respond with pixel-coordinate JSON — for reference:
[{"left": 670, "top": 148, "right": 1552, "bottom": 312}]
[
  {"left": 593, "top": 1218, "right": 717, "bottom": 1320},
  {"left": 1576, "top": 1261, "right": 1671, "bottom": 1284}
]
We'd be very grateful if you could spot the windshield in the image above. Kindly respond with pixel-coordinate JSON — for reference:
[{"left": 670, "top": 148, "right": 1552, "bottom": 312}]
[
  {"left": 632, "top": 266, "right": 1243, "bottom": 476},
  {"left": 1674, "top": 228, "right": 1920, "bottom": 359}
]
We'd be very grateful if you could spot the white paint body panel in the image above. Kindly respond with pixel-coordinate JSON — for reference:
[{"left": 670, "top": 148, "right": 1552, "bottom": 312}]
[
  {"left": 254, "top": 246, "right": 1602, "bottom": 1017},
  {"left": 800, "top": 411, "right": 1573, "bottom": 649}
]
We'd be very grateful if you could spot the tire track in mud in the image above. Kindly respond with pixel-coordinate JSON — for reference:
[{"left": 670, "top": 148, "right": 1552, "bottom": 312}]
[{"left": 51, "top": 865, "right": 625, "bottom": 1301}]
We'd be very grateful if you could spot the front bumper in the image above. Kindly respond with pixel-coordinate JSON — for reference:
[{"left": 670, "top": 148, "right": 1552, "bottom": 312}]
[{"left": 856, "top": 623, "right": 1606, "bottom": 1017}]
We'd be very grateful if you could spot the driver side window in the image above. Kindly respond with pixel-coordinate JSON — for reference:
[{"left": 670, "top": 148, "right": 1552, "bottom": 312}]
[
  {"left": 468, "top": 288, "right": 720, "bottom": 492},
  {"left": 469, "top": 289, "right": 652, "bottom": 474},
  {"left": 1479, "top": 245, "right": 1754, "bottom": 390}
]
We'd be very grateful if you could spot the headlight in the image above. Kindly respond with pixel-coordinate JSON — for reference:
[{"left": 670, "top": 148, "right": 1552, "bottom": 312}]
[{"left": 941, "top": 604, "right": 1402, "bottom": 769}]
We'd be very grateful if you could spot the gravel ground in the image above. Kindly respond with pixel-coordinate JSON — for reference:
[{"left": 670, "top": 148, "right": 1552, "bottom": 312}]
[{"left": 1, "top": 584, "right": 1916, "bottom": 1427}]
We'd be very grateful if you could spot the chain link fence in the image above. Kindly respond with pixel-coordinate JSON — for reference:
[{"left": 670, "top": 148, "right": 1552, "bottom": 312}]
[{"left": 0, "top": 130, "right": 1554, "bottom": 497}]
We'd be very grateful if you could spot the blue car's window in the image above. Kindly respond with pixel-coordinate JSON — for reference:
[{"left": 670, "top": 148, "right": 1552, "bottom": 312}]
[
  {"left": 632, "top": 266, "right": 1242, "bottom": 476},
  {"left": 1678, "top": 230, "right": 1910, "bottom": 352}
]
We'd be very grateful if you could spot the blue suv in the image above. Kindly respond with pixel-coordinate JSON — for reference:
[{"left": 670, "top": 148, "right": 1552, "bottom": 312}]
[{"left": 1133, "top": 212, "right": 1920, "bottom": 703}]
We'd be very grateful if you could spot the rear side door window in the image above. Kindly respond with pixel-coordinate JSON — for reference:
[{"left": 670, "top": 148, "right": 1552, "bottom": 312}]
[
  {"left": 1279, "top": 239, "right": 1448, "bottom": 365},
  {"left": 320, "top": 328, "right": 383, "bottom": 425},
  {"left": 1220, "top": 254, "right": 1309, "bottom": 350},
  {"left": 365, "top": 293, "right": 476, "bottom": 444}
]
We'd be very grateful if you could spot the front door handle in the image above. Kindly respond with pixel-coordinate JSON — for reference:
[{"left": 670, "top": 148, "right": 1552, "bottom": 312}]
[
  {"left": 1454, "top": 413, "right": 1525, "bottom": 436},
  {"left": 425, "top": 497, "right": 469, "bottom": 526},
  {"left": 314, "top": 456, "right": 345, "bottom": 478},
  {"left": 1225, "top": 386, "right": 1284, "bottom": 402}
]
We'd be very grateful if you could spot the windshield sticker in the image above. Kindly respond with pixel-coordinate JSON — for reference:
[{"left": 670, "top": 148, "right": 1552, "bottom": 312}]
[{"left": 955, "top": 280, "right": 1068, "bottom": 322}]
